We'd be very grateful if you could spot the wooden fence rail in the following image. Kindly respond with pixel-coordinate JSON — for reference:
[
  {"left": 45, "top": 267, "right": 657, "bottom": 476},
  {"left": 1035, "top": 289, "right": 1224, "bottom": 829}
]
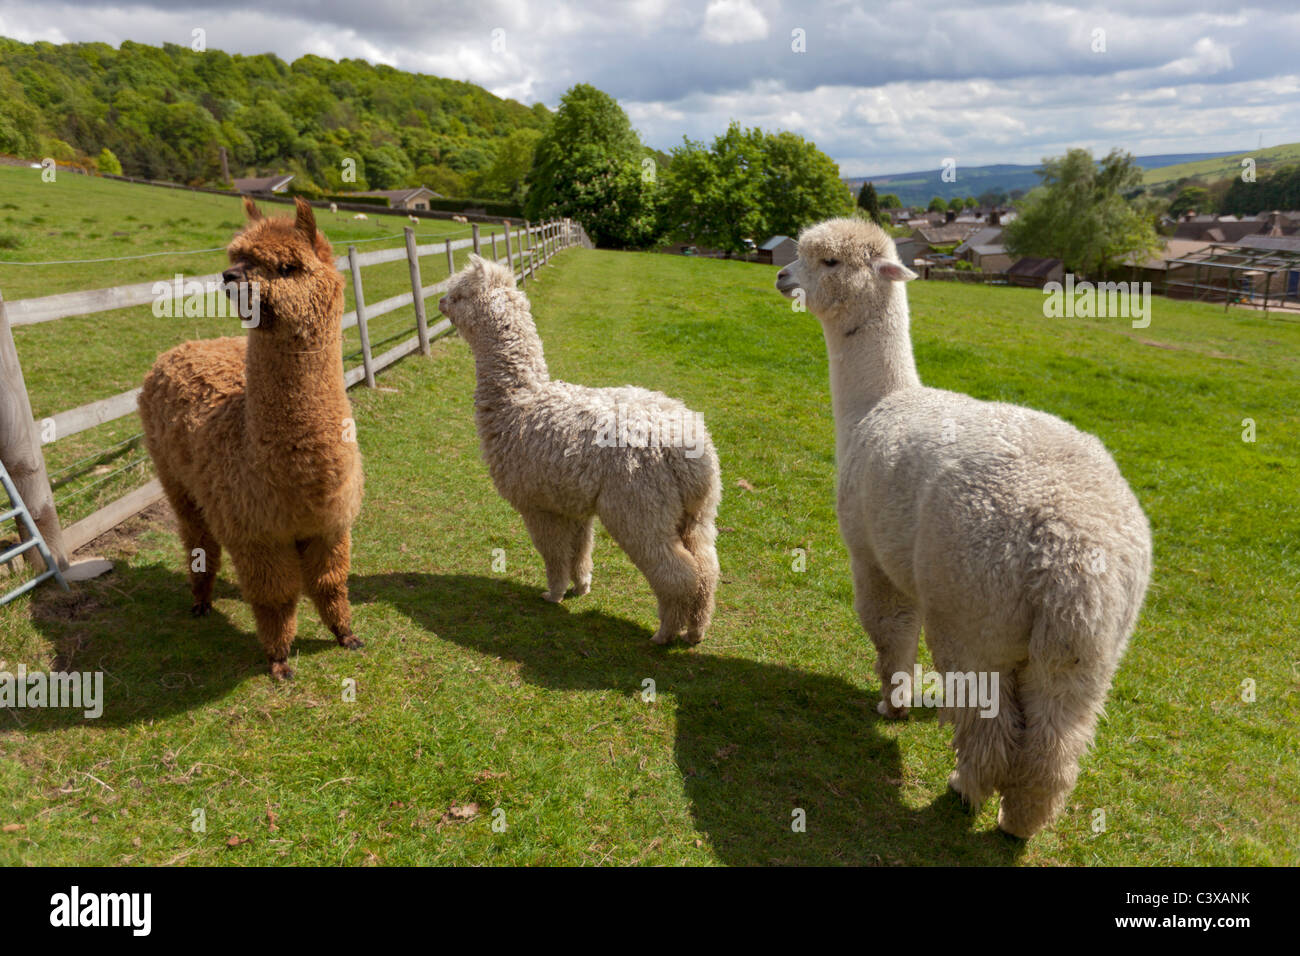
[{"left": 0, "top": 217, "right": 593, "bottom": 567}]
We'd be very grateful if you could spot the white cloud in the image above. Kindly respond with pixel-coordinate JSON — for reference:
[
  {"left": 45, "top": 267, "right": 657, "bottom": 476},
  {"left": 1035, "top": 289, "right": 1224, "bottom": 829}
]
[{"left": 701, "top": 0, "right": 769, "bottom": 45}]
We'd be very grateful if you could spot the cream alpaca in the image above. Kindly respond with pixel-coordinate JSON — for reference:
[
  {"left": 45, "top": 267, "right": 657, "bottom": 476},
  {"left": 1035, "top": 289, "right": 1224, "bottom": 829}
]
[
  {"left": 439, "top": 255, "right": 721, "bottom": 645},
  {"left": 776, "top": 218, "right": 1151, "bottom": 838}
]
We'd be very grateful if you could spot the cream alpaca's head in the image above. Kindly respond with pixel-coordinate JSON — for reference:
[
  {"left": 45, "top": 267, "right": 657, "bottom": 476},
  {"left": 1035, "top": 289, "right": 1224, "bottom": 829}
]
[
  {"left": 775, "top": 218, "right": 917, "bottom": 329},
  {"left": 438, "top": 254, "right": 530, "bottom": 351},
  {"left": 223, "top": 198, "right": 343, "bottom": 347}
]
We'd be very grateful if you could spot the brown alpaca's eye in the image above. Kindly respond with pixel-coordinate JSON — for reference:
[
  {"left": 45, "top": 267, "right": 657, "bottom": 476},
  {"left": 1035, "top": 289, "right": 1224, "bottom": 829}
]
[
  {"left": 278, "top": 263, "right": 298, "bottom": 277},
  {"left": 823, "top": 258, "right": 840, "bottom": 267}
]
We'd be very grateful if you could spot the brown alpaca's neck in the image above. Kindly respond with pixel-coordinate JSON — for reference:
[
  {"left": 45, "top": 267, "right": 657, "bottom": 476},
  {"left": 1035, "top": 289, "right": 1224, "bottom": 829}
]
[
  {"left": 823, "top": 286, "right": 921, "bottom": 459},
  {"left": 244, "top": 332, "right": 352, "bottom": 450}
]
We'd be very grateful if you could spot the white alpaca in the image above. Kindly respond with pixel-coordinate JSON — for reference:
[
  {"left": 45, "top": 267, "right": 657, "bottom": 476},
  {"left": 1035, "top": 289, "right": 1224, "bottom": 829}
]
[
  {"left": 775, "top": 218, "right": 1151, "bottom": 838},
  {"left": 438, "top": 255, "right": 721, "bottom": 645}
]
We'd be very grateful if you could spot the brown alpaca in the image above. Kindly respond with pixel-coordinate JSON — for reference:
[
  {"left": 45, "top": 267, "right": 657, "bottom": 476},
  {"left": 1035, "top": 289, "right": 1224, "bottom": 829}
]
[{"left": 138, "top": 198, "right": 364, "bottom": 680}]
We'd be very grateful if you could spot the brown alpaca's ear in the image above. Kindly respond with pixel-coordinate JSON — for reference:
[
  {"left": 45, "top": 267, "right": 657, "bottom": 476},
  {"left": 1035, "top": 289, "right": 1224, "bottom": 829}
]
[
  {"left": 243, "top": 197, "right": 263, "bottom": 222},
  {"left": 295, "top": 198, "right": 317, "bottom": 242}
]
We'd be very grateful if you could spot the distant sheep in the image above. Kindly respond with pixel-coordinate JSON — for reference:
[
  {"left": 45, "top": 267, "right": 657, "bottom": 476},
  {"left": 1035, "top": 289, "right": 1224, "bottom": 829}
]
[
  {"left": 329, "top": 202, "right": 338, "bottom": 214},
  {"left": 438, "top": 255, "right": 721, "bottom": 645},
  {"left": 409, "top": 214, "right": 420, "bottom": 227},
  {"left": 352, "top": 213, "right": 368, "bottom": 220},
  {"left": 775, "top": 218, "right": 1151, "bottom": 838}
]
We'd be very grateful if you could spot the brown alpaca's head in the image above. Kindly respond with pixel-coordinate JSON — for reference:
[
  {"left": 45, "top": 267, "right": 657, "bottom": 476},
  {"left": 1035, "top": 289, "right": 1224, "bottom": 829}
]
[
  {"left": 775, "top": 217, "right": 916, "bottom": 326},
  {"left": 223, "top": 198, "right": 343, "bottom": 347},
  {"left": 437, "top": 254, "right": 529, "bottom": 352}
]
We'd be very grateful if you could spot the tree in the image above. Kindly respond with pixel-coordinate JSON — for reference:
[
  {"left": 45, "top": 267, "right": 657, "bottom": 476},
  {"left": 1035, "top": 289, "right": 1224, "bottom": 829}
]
[
  {"left": 524, "top": 83, "right": 661, "bottom": 248},
  {"left": 927, "top": 196, "right": 947, "bottom": 212},
  {"left": 879, "top": 192, "right": 902, "bottom": 208},
  {"left": 1168, "top": 185, "right": 1210, "bottom": 219},
  {"left": 857, "top": 181, "right": 882, "bottom": 223},
  {"left": 96, "top": 146, "right": 122, "bottom": 175},
  {"left": 475, "top": 127, "right": 542, "bottom": 202},
  {"left": 1003, "top": 148, "right": 1161, "bottom": 276},
  {"left": 660, "top": 123, "right": 852, "bottom": 255}
]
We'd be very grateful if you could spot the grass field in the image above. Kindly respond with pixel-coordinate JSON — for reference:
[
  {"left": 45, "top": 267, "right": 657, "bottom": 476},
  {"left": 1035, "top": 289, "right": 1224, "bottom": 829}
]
[{"left": 1, "top": 172, "right": 1298, "bottom": 866}]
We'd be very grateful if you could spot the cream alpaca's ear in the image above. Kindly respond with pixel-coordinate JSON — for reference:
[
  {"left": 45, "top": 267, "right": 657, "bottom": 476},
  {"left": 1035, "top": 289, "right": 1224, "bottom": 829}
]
[{"left": 872, "top": 258, "right": 917, "bottom": 282}]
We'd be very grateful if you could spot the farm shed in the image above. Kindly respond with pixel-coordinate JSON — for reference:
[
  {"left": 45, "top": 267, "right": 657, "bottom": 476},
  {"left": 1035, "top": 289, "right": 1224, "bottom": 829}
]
[
  {"left": 1165, "top": 237, "right": 1300, "bottom": 314},
  {"left": 1007, "top": 257, "right": 1065, "bottom": 288},
  {"left": 233, "top": 173, "right": 294, "bottom": 194},
  {"left": 756, "top": 235, "right": 797, "bottom": 267}
]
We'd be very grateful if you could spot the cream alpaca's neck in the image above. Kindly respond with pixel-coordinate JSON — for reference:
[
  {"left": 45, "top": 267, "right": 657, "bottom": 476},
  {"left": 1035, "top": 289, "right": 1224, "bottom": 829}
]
[
  {"left": 244, "top": 332, "right": 350, "bottom": 447},
  {"left": 821, "top": 285, "right": 921, "bottom": 458},
  {"left": 472, "top": 314, "right": 550, "bottom": 399}
]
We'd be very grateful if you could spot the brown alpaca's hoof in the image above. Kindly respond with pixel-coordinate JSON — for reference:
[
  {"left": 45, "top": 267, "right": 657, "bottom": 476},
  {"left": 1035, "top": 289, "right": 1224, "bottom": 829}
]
[
  {"left": 269, "top": 660, "right": 294, "bottom": 681},
  {"left": 191, "top": 601, "right": 212, "bottom": 617},
  {"left": 336, "top": 632, "right": 364, "bottom": 650}
]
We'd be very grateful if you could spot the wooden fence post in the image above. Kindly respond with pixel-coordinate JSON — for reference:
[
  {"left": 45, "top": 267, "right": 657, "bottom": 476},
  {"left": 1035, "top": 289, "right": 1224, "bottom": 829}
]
[
  {"left": 404, "top": 227, "right": 431, "bottom": 357},
  {"left": 445, "top": 238, "right": 455, "bottom": 278},
  {"left": 503, "top": 222, "right": 515, "bottom": 278},
  {"left": 0, "top": 290, "right": 68, "bottom": 571},
  {"left": 521, "top": 221, "right": 531, "bottom": 287},
  {"left": 491, "top": 231, "right": 498, "bottom": 262},
  {"left": 471, "top": 223, "right": 481, "bottom": 257},
  {"left": 347, "top": 247, "right": 376, "bottom": 388}
]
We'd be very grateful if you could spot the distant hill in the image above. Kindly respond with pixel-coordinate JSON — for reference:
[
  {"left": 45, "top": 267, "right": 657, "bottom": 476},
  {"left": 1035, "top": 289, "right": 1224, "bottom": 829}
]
[
  {"left": 0, "top": 37, "right": 550, "bottom": 198},
  {"left": 847, "top": 150, "right": 1245, "bottom": 207},
  {"left": 1139, "top": 143, "right": 1300, "bottom": 188}
]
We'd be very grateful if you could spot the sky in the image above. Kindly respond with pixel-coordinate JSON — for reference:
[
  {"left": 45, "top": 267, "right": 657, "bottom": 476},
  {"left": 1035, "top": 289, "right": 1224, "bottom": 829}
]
[{"left": 1, "top": 0, "right": 1297, "bottom": 176}]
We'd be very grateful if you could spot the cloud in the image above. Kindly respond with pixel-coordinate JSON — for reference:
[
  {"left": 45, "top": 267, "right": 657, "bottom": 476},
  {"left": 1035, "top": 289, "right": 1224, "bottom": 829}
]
[
  {"left": 0, "top": 1, "right": 1297, "bottom": 174},
  {"left": 701, "top": 0, "right": 770, "bottom": 45}
]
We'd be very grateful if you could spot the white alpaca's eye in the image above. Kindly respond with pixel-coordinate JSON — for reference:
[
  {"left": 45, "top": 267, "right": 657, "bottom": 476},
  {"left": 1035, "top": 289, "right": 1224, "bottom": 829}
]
[{"left": 823, "top": 258, "right": 839, "bottom": 267}]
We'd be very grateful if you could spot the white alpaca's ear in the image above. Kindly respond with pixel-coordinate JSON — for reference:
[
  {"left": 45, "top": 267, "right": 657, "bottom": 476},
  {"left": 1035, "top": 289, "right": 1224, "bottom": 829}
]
[
  {"left": 872, "top": 258, "right": 917, "bottom": 282},
  {"left": 468, "top": 254, "right": 486, "bottom": 271}
]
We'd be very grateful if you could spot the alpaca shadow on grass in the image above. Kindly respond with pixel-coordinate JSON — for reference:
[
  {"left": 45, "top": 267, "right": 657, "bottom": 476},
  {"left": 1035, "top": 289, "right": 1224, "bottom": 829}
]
[
  {"left": 354, "top": 571, "right": 1024, "bottom": 866},
  {"left": 18, "top": 562, "right": 345, "bottom": 730}
]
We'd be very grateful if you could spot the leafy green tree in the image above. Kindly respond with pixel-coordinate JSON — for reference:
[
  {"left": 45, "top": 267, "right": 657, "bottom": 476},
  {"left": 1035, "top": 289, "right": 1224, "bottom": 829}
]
[
  {"left": 879, "top": 192, "right": 902, "bottom": 208},
  {"left": 475, "top": 127, "right": 543, "bottom": 202},
  {"left": 927, "top": 196, "right": 946, "bottom": 212},
  {"left": 857, "top": 181, "right": 882, "bottom": 223},
  {"left": 948, "top": 197, "right": 964, "bottom": 212},
  {"left": 1167, "top": 186, "right": 1210, "bottom": 219},
  {"left": 96, "top": 147, "right": 122, "bottom": 175},
  {"left": 1003, "top": 148, "right": 1161, "bottom": 275},
  {"left": 525, "top": 84, "right": 661, "bottom": 248},
  {"left": 760, "top": 129, "right": 854, "bottom": 236}
]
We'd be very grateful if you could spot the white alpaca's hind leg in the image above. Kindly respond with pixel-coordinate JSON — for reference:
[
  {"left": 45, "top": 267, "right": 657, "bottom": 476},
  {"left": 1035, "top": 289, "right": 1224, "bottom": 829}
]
[{"left": 570, "top": 517, "right": 595, "bottom": 596}]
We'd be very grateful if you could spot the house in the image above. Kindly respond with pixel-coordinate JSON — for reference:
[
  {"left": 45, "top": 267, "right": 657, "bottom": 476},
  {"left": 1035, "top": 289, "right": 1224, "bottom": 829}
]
[
  {"left": 233, "top": 173, "right": 294, "bottom": 194},
  {"left": 756, "top": 235, "right": 798, "bottom": 267},
  {"left": 1007, "top": 257, "right": 1065, "bottom": 287},
  {"left": 350, "top": 186, "right": 444, "bottom": 210},
  {"left": 894, "top": 237, "right": 930, "bottom": 268},
  {"left": 953, "top": 226, "right": 1011, "bottom": 272},
  {"left": 912, "top": 222, "right": 984, "bottom": 247}
]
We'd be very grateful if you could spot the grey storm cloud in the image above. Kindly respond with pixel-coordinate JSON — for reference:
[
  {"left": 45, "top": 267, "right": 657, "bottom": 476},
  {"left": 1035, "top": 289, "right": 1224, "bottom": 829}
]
[{"left": 1, "top": 0, "right": 1297, "bottom": 173}]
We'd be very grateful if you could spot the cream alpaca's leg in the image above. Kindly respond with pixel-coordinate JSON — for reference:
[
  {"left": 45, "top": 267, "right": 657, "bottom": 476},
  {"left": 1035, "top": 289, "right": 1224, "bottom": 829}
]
[
  {"left": 570, "top": 517, "right": 595, "bottom": 596},
  {"left": 160, "top": 478, "right": 221, "bottom": 617},
  {"left": 941, "top": 661, "right": 1021, "bottom": 810},
  {"left": 520, "top": 510, "right": 584, "bottom": 603},
  {"left": 996, "top": 657, "right": 1109, "bottom": 839},
  {"left": 850, "top": 552, "right": 920, "bottom": 718},
  {"left": 601, "top": 506, "right": 699, "bottom": 644},
  {"left": 230, "top": 544, "right": 303, "bottom": 680},
  {"left": 298, "top": 532, "right": 362, "bottom": 649}
]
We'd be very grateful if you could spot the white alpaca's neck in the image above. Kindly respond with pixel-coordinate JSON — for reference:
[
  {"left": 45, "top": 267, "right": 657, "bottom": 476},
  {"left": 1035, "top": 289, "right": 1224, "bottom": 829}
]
[
  {"left": 821, "top": 285, "right": 921, "bottom": 458},
  {"left": 471, "top": 313, "right": 550, "bottom": 400}
]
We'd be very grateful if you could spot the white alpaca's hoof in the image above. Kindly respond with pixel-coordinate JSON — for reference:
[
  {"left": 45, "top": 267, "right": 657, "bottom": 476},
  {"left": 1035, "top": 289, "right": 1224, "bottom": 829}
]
[
  {"left": 649, "top": 631, "right": 673, "bottom": 645},
  {"left": 876, "top": 699, "right": 909, "bottom": 719},
  {"left": 570, "top": 580, "right": 591, "bottom": 597},
  {"left": 542, "top": 590, "right": 565, "bottom": 604}
]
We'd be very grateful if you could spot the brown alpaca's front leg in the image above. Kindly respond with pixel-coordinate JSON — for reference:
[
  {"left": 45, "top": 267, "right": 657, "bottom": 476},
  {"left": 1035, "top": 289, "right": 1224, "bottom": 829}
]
[
  {"left": 158, "top": 479, "right": 222, "bottom": 616},
  {"left": 231, "top": 544, "right": 303, "bottom": 680},
  {"left": 298, "top": 532, "right": 362, "bottom": 650}
]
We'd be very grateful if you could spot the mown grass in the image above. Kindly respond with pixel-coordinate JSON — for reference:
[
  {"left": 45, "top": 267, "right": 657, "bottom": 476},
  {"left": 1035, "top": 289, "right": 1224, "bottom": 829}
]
[{"left": 0, "top": 174, "right": 1298, "bottom": 865}]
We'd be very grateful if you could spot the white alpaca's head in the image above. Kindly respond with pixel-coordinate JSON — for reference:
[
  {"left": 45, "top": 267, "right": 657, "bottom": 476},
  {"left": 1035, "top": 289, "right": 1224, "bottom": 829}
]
[
  {"left": 438, "top": 254, "right": 531, "bottom": 353},
  {"left": 776, "top": 218, "right": 917, "bottom": 329}
]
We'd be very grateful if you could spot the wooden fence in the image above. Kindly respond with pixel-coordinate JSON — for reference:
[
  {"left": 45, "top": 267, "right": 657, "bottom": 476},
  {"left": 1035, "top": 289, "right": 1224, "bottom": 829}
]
[{"left": 0, "top": 217, "right": 594, "bottom": 573}]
